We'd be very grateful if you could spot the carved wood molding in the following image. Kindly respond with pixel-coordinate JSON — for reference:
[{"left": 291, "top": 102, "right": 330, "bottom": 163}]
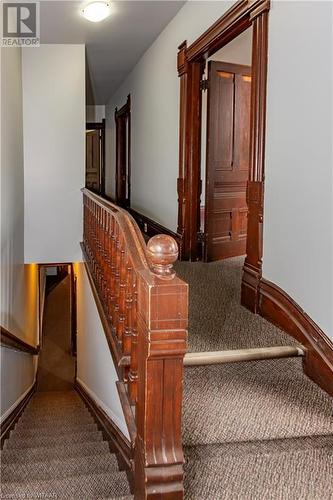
[
  {"left": 0, "top": 326, "right": 39, "bottom": 355},
  {"left": 259, "top": 279, "right": 333, "bottom": 396},
  {"left": 186, "top": 0, "right": 270, "bottom": 61},
  {"left": 134, "top": 269, "right": 188, "bottom": 499}
]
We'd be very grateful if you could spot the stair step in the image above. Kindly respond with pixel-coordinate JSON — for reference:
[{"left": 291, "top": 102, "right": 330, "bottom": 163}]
[
  {"left": 15, "top": 412, "right": 94, "bottom": 429},
  {"left": 2, "top": 451, "right": 119, "bottom": 483},
  {"left": 183, "top": 358, "right": 333, "bottom": 447},
  {"left": 11, "top": 422, "right": 98, "bottom": 439},
  {"left": 1, "top": 471, "right": 131, "bottom": 499},
  {"left": 19, "top": 408, "right": 91, "bottom": 423},
  {"left": 184, "top": 345, "right": 305, "bottom": 366},
  {"left": 1, "top": 440, "right": 111, "bottom": 464},
  {"left": 184, "top": 435, "right": 333, "bottom": 500},
  {"left": 4, "top": 430, "right": 103, "bottom": 450}
]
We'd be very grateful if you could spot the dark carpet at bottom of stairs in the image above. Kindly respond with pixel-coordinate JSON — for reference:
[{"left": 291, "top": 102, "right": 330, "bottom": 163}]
[{"left": 184, "top": 435, "right": 333, "bottom": 500}]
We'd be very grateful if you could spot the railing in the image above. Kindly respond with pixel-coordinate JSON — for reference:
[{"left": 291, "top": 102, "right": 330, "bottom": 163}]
[
  {"left": 1, "top": 326, "right": 39, "bottom": 355},
  {"left": 82, "top": 188, "right": 188, "bottom": 499}
]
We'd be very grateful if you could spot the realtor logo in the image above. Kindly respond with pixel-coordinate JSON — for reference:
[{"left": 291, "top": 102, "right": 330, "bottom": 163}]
[{"left": 1, "top": 2, "right": 40, "bottom": 46}]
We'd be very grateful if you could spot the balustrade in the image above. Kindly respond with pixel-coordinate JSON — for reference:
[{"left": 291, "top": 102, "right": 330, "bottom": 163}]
[{"left": 82, "top": 188, "right": 188, "bottom": 499}]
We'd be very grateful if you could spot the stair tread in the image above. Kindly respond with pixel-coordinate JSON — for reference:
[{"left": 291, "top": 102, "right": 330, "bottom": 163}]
[
  {"left": 1, "top": 471, "right": 131, "bottom": 498},
  {"left": 11, "top": 422, "right": 98, "bottom": 438},
  {"left": 1, "top": 440, "right": 111, "bottom": 464},
  {"left": 183, "top": 358, "right": 333, "bottom": 446},
  {"left": 2, "top": 451, "right": 120, "bottom": 483},
  {"left": 16, "top": 413, "right": 94, "bottom": 428},
  {"left": 184, "top": 435, "right": 333, "bottom": 500},
  {"left": 4, "top": 430, "right": 103, "bottom": 450}
]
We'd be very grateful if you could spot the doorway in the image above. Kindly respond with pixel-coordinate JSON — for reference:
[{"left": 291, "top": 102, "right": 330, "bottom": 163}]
[
  {"left": 202, "top": 51, "right": 252, "bottom": 261},
  {"left": 37, "top": 264, "right": 77, "bottom": 392},
  {"left": 85, "top": 120, "right": 106, "bottom": 195},
  {"left": 115, "top": 95, "right": 131, "bottom": 208},
  {"left": 177, "top": 0, "right": 269, "bottom": 312}
]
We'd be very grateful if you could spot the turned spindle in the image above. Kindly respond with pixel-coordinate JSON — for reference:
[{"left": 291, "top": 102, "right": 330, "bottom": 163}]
[{"left": 146, "top": 235, "right": 178, "bottom": 278}]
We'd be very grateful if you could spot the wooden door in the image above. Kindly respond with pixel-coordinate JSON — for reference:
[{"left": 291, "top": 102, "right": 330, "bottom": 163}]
[
  {"left": 115, "top": 95, "right": 131, "bottom": 208},
  {"left": 204, "top": 61, "right": 251, "bottom": 261},
  {"left": 86, "top": 130, "right": 101, "bottom": 192}
]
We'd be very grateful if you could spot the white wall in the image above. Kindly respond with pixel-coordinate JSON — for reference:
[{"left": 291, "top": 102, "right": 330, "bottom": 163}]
[
  {"left": 22, "top": 45, "right": 85, "bottom": 264},
  {"left": 74, "top": 262, "right": 129, "bottom": 438},
  {"left": 105, "top": 1, "right": 234, "bottom": 225},
  {"left": 86, "top": 105, "right": 105, "bottom": 123},
  {"left": 263, "top": 0, "right": 333, "bottom": 339},
  {"left": 0, "top": 47, "right": 39, "bottom": 419}
]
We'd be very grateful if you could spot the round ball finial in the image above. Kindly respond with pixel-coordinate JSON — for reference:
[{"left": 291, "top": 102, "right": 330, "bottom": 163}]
[{"left": 147, "top": 235, "right": 178, "bottom": 279}]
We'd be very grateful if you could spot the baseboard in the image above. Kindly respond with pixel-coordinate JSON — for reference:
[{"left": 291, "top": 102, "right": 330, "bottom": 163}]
[
  {"left": 75, "top": 378, "right": 133, "bottom": 473},
  {"left": 129, "top": 208, "right": 183, "bottom": 251},
  {"left": 259, "top": 279, "right": 333, "bottom": 396},
  {"left": 1, "top": 381, "right": 36, "bottom": 448}
]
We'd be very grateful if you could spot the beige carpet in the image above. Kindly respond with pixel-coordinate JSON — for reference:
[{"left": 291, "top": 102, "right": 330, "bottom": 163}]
[
  {"left": 1, "top": 391, "right": 132, "bottom": 499},
  {"left": 175, "top": 257, "right": 297, "bottom": 352},
  {"left": 177, "top": 257, "right": 333, "bottom": 499}
]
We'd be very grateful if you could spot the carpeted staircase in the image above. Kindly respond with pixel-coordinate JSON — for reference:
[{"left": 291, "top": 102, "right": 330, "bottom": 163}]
[
  {"left": 1, "top": 391, "right": 132, "bottom": 499},
  {"left": 176, "top": 257, "right": 333, "bottom": 499}
]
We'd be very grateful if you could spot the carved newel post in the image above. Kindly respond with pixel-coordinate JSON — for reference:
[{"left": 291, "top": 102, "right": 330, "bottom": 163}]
[{"left": 134, "top": 235, "right": 188, "bottom": 499}]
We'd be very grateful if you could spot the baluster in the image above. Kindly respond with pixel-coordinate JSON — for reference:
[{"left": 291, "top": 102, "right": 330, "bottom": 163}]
[
  {"left": 113, "top": 230, "right": 122, "bottom": 340},
  {"left": 118, "top": 238, "right": 127, "bottom": 348},
  {"left": 109, "top": 220, "right": 118, "bottom": 326},
  {"left": 128, "top": 272, "right": 138, "bottom": 405}
]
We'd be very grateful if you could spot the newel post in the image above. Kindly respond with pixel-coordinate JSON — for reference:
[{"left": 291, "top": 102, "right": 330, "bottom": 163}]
[{"left": 134, "top": 235, "right": 188, "bottom": 499}]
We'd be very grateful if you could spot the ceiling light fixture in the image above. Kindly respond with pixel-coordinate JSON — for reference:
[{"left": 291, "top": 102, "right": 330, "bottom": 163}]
[{"left": 82, "top": 2, "right": 111, "bottom": 23}]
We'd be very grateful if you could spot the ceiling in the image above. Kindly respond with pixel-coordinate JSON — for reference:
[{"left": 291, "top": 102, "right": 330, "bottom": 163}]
[{"left": 40, "top": 1, "right": 185, "bottom": 104}]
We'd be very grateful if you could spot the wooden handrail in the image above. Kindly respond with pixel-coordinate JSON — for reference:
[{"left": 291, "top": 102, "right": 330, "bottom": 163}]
[
  {"left": 0, "top": 326, "right": 39, "bottom": 355},
  {"left": 82, "top": 188, "right": 188, "bottom": 499}
]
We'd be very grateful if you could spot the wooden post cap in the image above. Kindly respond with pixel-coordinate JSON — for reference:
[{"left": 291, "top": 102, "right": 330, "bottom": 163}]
[{"left": 147, "top": 235, "right": 179, "bottom": 278}]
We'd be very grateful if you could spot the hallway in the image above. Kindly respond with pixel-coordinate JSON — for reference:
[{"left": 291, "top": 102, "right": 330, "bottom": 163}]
[
  {"left": 37, "top": 274, "right": 74, "bottom": 392},
  {"left": 176, "top": 257, "right": 333, "bottom": 499}
]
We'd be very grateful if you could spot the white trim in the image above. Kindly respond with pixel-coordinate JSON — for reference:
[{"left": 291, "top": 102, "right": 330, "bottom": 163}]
[
  {"left": 76, "top": 377, "right": 130, "bottom": 439},
  {"left": 0, "top": 380, "right": 35, "bottom": 423}
]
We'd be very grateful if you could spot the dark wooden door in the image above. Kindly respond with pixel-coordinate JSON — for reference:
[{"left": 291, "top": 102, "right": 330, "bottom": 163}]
[
  {"left": 115, "top": 95, "right": 131, "bottom": 208},
  {"left": 86, "top": 130, "right": 101, "bottom": 192},
  {"left": 204, "top": 61, "right": 251, "bottom": 261}
]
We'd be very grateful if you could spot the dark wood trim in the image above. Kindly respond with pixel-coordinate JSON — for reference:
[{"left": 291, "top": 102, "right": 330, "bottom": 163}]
[
  {"left": 80, "top": 243, "right": 128, "bottom": 377},
  {"left": 186, "top": 0, "right": 269, "bottom": 61},
  {"left": 74, "top": 379, "right": 133, "bottom": 476},
  {"left": 86, "top": 121, "right": 105, "bottom": 130},
  {"left": 259, "top": 279, "right": 333, "bottom": 396},
  {"left": 1, "top": 382, "right": 36, "bottom": 448},
  {"left": 86, "top": 119, "right": 106, "bottom": 197},
  {"left": 177, "top": 0, "right": 270, "bottom": 304},
  {"left": 115, "top": 95, "right": 131, "bottom": 208},
  {"left": 116, "top": 381, "right": 136, "bottom": 443},
  {"left": 129, "top": 208, "right": 183, "bottom": 252},
  {"left": 1, "top": 326, "right": 39, "bottom": 355}
]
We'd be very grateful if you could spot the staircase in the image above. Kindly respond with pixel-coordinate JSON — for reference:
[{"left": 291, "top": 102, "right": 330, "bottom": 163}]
[
  {"left": 176, "top": 258, "right": 333, "bottom": 499},
  {"left": 1, "top": 391, "right": 132, "bottom": 499}
]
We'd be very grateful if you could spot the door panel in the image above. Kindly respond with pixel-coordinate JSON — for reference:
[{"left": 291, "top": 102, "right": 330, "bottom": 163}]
[
  {"left": 86, "top": 130, "right": 100, "bottom": 192},
  {"left": 204, "top": 61, "right": 251, "bottom": 261}
]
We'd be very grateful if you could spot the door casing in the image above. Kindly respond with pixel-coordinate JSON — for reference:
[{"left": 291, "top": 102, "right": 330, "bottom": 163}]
[{"left": 176, "top": 0, "right": 270, "bottom": 313}]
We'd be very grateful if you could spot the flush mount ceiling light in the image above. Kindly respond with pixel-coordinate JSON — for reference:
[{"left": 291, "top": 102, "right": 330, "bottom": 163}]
[{"left": 82, "top": 2, "right": 111, "bottom": 22}]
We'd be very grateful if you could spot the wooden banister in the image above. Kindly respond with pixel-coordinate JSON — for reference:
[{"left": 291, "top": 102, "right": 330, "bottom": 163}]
[
  {"left": 0, "top": 326, "right": 39, "bottom": 355},
  {"left": 82, "top": 188, "right": 188, "bottom": 499}
]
